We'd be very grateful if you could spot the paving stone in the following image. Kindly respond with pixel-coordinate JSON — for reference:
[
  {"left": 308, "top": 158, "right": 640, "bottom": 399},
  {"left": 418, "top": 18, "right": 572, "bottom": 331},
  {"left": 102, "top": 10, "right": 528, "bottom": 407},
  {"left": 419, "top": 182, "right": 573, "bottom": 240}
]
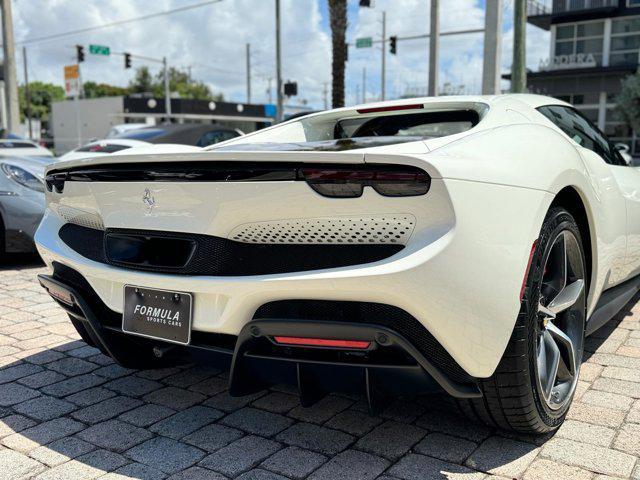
[
  {"left": 2, "top": 417, "right": 85, "bottom": 453},
  {"left": 540, "top": 437, "right": 636, "bottom": 477},
  {"left": 34, "top": 449, "right": 128, "bottom": 480},
  {"left": 13, "top": 395, "right": 76, "bottom": 421},
  {"left": 287, "top": 395, "right": 353, "bottom": 424},
  {"left": 276, "top": 422, "right": 354, "bottom": 455},
  {"left": 235, "top": 469, "right": 290, "bottom": 480},
  {"left": 380, "top": 400, "right": 426, "bottom": 424},
  {"left": 167, "top": 466, "right": 227, "bottom": 480},
  {"left": 581, "top": 389, "right": 634, "bottom": 411},
  {"left": 628, "top": 399, "right": 640, "bottom": 423},
  {"left": 71, "top": 395, "right": 143, "bottom": 424},
  {"left": 164, "top": 366, "right": 218, "bottom": 388},
  {"left": 588, "top": 352, "right": 640, "bottom": 370},
  {"left": 0, "top": 414, "right": 37, "bottom": 438},
  {"left": 150, "top": 405, "right": 223, "bottom": 439},
  {"left": 136, "top": 366, "right": 182, "bottom": 380},
  {"left": 355, "top": 421, "right": 426, "bottom": 460},
  {"left": 466, "top": 436, "right": 539, "bottom": 477},
  {"left": 118, "top": 403, "right": 176, "bottom": 427},
  {"left": 66, "top": 345, "right": 101, "bottom": 359},
  {"left": 251, "top": 392, "right": 299, "bottom": 414},
  {"left": 261, "top": 446, "right": 327, "bottom": 479},
  {"left": 593, "top": 377, "right": 640, "bottom": 398},
  {"left": 29, "top": 436, "right": 96, "bottom": 467},
  {"left": 104, "top": 376, "right": 162, "bottom": 397},
  {"left": 612, "top": 422, "right": 640, "bottom": 456},
  {"left": 0, "top": 362, "right": 42, "bottom": 384},
  {"left": 127, "top": 436, "right": 206, "bottom": 474},
  {"left": 221, "top": 407, "right": 293, "bottom": 437},
  {"left": 415, "top": 410, "right": 492, "bottom": 443},
  {"left": 23, "top": 349, "right": 66, "bottom": 365},
  {"left": 602, "top": 365, "right": 640, "bottom": 383},
  {"left": 143, "top": 386, "right": 206, "bottom": 409},
  {"left": 183, "top": 423, "right": 244, "bottom": 452},
  {"left": 566, "top": 401, "right": 626, "bottom": 428},
  {"left": 523, "top": 458, "right": 593, "bottom": 480},
  {"left": 556, "top": 419, "right": 617, "bottom": 447},
  {"left": 324, "top": 409, "right": 383, "bottom": 436},
  {"left": 46, "top": 357, "right": 99, "bottom": 376},
  {"left": 77, "top": 419, "right": 153, "bottom": 452},
  {"left": 0, "top": 382, "right": 40, "bottom": 406},
  {"left": 389, "top": 453, "right": 485, "bottom": 480},
  {"left": 65, "top": 386, "right": 117, "bottom": 406},
  {"left": 308, "top": 449, "right": 388, "bottom": 480},
  {"left": 199, "top": 435, "right": 281, "bottom": 477},
  {"left": 414, "top": 432, "right": 477, "bottom": 463},
  {"left": 189, "top": 376, "right": 228, "bottom": 396},
  {"left": 0, "top": 449, "right": 46, "bottom": 479},
  {"left": 92, "top": 364, "right": 135, "bottom": 379},
  {"left": 203, "top": 391, "right": 266, "bottom": 412},
  {"left": 41, "top": 373, "right": 105, "bottom": 397},
  {"left": 18, "top": 370, "right": 67, "bottom": 389},
  {"left": 100, "top": 462, "right": 167, "bottom": 480}
]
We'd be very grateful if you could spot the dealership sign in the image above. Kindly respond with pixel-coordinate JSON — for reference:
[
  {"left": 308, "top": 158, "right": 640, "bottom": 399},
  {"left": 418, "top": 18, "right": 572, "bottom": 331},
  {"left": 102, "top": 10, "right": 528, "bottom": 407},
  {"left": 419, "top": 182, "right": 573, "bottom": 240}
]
[{"left": 539, "top": 53, "right": 597, "bottom": 71}]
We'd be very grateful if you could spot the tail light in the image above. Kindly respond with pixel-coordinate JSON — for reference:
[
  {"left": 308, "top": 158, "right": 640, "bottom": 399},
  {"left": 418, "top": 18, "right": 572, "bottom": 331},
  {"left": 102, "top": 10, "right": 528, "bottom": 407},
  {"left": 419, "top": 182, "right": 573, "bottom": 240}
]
[
  {"left": 301, "top": 167, "right": 430, "bottom": 198},
  {"left": 273, "top": 336, "right": 371, "bottom": 349}
]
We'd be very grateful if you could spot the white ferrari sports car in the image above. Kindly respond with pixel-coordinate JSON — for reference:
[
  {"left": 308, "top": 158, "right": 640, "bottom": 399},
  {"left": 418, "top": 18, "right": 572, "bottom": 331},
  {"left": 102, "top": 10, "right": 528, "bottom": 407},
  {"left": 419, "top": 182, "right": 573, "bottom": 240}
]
[{"left": 35, "top": 94, "right": 640, "bottom": 433}]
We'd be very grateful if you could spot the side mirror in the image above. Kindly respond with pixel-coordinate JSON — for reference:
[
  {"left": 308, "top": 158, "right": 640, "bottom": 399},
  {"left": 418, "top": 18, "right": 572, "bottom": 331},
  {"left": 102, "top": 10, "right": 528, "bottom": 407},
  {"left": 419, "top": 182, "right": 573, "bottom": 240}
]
[{"left": 614, "top": 143, "right": 633, "bottom": 166}]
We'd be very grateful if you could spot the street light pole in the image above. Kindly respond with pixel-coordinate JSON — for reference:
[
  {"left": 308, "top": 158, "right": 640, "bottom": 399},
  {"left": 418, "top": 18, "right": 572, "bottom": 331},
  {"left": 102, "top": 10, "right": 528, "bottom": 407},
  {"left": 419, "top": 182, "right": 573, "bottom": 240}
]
[
  {"left": 275, "top": 0, "right": 283, "bottom": 122},
  {"left": 163, "top": 56, "right": 171, "bottom": 121},
  {"left": 246, "top": 43, "right": 251, "bottom": 103},
  {"left": 482, "top": 0, "right": 503, "bottom": 94},
  {"left": 1, "top": 0, "right": 20, "bottom": 132},
  {"left": 428, "top": 0, "right": 439, "bottom": 96},
  {"left": 381, "top": 11, "right": 386, "bottom": 101},
  {"left": 512, "top": 0, "right": 527, "bottom": 93},
  {"left": 22, "top": 46, "right": 32, "bottom": 139}
]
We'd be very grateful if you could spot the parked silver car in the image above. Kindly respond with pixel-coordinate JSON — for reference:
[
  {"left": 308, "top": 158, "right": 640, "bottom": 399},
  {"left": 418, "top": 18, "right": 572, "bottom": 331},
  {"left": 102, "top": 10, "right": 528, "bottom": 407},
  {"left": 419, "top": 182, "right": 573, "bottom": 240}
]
[{"left": 0, "top": 155, "right": 51, "bottom": 256}]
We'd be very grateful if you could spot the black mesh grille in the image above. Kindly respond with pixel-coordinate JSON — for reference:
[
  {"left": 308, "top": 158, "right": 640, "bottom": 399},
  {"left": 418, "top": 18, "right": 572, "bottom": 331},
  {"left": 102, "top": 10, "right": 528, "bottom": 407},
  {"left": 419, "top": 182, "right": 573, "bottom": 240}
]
[
  {"left": 59, "top": 224, "right": 403, "bottom": 276},
  {"left": 254, "top": 300, "right": 474, "bottom": 385}
]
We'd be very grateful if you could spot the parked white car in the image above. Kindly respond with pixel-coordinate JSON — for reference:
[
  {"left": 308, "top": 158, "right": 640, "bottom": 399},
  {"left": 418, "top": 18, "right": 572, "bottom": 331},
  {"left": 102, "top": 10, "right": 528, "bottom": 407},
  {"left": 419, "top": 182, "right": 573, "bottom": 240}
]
[
  {"left": 0, "top": 139, "right": 53, "bottom": 158},
  {"left": 35, "top": 94, "right": 640, "bottom": 434},
  {"left": 58, "top": 139, "right": 151, "bottom": 162}
]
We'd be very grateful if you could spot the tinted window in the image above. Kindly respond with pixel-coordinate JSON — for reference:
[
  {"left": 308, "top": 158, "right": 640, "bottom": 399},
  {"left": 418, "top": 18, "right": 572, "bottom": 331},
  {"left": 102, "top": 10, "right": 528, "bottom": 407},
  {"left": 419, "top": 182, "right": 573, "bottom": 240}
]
[
  {"left": 0, "top": 141, "right": 37, "bottom": 148},
  {"left": 537, "top": 105, "right": 626, "bottom": 165},
  {"left": 196, "top": 130, "right": 240, "bottom": 147},
  {"left": 116, "top": 128, "right": 165, "bottom": 140}
]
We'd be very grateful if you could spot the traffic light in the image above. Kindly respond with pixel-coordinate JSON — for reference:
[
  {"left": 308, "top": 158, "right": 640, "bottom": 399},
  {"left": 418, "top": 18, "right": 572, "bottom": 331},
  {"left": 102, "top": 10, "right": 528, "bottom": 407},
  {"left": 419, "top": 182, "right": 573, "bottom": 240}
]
[
  {"left": 284, "top": 81, "right": 298, "bottom": 97},
  {"left": 124, "top": 53, "right": 132, "bottom": 69},
  {"left": 389, "top": 36, "right": 397, "bottom": 55},
  {"left": 359, "top": 0, "right": 372, "bottom": 6},
  {"left": 76, "top": 45, "right": 84, "bottom": 63}
]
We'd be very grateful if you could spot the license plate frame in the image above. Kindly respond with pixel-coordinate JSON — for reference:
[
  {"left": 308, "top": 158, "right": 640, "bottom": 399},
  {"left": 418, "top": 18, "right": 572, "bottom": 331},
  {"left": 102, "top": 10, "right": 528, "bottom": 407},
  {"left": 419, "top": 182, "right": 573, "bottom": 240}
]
[{"left": 122, "top": 285, "right": 192, "bottom": 345}]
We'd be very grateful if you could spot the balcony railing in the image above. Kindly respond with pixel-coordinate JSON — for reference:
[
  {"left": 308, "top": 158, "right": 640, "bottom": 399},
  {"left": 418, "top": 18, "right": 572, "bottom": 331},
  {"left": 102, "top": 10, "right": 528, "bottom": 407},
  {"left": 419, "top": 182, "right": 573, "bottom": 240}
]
[{"left": 528, "top": 0, "right": 618, "bottom": 16}]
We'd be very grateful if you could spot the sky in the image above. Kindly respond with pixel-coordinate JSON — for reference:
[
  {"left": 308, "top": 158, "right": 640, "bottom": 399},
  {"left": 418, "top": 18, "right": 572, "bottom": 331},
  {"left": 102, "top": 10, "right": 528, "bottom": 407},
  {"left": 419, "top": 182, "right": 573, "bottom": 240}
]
[{"left": 11, "top": 0, "right": 550, "bottom": 109}]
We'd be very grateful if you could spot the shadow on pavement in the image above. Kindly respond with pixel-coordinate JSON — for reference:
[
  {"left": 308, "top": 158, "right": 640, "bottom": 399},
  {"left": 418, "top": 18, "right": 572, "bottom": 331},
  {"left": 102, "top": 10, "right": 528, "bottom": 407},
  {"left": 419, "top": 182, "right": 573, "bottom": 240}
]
[{"left": 0, "top": 253, "right": 44, "bottom": 271}]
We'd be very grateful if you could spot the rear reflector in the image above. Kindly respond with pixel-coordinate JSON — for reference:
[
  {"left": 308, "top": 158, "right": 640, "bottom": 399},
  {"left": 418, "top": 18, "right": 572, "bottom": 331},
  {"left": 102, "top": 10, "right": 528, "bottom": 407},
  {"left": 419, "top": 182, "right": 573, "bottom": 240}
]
[
  {"left": 357, "top": 104, "right": 423, "bottom": 114},
  {"left": 273, "top": 336, "right": 371, "bottom": 349}
]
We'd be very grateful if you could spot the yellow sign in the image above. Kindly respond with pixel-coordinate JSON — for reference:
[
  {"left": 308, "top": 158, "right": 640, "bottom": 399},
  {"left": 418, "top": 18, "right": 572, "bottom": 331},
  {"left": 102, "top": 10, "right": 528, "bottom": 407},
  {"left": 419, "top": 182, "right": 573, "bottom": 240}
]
[{"left": 64, "top": 64, "right": 79, "bottom": 80}]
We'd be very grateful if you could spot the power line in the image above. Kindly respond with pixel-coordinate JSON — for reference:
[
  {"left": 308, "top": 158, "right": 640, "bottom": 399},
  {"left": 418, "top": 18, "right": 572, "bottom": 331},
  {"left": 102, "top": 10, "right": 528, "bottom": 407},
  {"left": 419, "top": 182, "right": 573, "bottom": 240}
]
[{"left": 11, "top": 0, "right": 224, "bottom": 46}]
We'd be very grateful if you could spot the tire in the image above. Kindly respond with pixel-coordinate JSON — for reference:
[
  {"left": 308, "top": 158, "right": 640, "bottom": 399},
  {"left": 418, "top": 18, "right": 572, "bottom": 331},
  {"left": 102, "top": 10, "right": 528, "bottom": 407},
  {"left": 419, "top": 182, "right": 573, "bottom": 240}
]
[{"left": 458, "top": 207, "right": 587, "bottom": 433}]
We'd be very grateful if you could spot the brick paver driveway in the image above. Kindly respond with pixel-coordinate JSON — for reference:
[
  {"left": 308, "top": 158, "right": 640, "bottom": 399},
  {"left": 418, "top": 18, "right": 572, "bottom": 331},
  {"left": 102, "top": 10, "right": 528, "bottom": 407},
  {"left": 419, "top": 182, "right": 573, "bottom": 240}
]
[{"left": 0, "top": 257, "right": 638, "bottom": 480}]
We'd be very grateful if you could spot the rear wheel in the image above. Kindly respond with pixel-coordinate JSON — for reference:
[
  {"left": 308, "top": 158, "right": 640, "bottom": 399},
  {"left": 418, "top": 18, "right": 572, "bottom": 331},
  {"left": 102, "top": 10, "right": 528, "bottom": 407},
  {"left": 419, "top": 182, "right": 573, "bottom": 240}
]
[{"left": 458, "top": 207, "right": 587, "bottom": 433}]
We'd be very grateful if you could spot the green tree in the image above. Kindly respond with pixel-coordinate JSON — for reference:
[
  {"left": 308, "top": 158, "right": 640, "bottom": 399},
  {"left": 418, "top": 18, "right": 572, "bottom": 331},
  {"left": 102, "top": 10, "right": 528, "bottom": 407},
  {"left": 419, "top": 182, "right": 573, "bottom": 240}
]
[
  {"left": 128, "top": 66, "right": 154, "bottom": 94},
  {"left": 18, "top": 81, "right": 65, "bottom": 123},
  {"left": 83, "top": 81, "right": 129, "bottom": 98},
  {"left": 128, "top": 66, "right": 222, "bottom": 101},
  {"left": 616, "top": 70, "right": 640, "bottom": 131}
]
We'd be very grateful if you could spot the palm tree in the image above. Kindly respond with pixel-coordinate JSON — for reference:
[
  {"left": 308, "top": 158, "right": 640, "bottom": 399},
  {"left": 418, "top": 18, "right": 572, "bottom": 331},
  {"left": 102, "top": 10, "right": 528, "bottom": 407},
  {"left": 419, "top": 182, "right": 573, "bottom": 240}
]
[{"left": 328, "top": 0, "right": 347, "bottom": 108}]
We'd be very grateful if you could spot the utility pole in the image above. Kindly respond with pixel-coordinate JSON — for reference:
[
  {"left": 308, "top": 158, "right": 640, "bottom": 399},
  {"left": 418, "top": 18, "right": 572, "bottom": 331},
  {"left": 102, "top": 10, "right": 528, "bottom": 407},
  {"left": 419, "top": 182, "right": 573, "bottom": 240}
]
[
  {"left": 1, "top": 0, "right": 20, "bottom": 132},
  {"left": 22, "top": 46, "right": 32, "bottom": 139},
  {"left": 362, "top": 67, "right": 366, "bottom": 103},
  {"left": 322, "top": 82, "right": 328, "bottom": 109},
  {"left": 246, "top": 43, "right": 251, "bottom": 103},
  {"left": 275, "top": 0, "right": 283, "bottom": 122},
  {"left": 381, "top": 11, "right": 386, "bottom": 101},
  {"left": 267, "top": 77, "right": 273, "bottom": 104},
  {"left": 482, "top": 0, "right": 503, "bottom": 94},
  {"left": 428, "top": 0, "right": 439, "bottom": 96},
  {"left": 512, "top": 0, "right": 526, "bottom": 93},
  {"left": 163, "top": 56, "right": 172, "bottom": 121}
]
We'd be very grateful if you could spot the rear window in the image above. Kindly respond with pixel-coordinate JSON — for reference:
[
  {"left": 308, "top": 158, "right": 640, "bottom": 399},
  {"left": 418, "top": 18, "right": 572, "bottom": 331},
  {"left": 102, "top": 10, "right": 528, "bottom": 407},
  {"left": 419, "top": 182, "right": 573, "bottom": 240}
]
[
  {"left": 76, "top": 143, "right": 132, "bottom": 154},
  {"left": 115, "top": 128, "right": 165, "bottom": 140},
  {"left": 0, "top": 141, "right": 37, "bottom": 149},
  {"left": 215, "top": 105, "right": 484, "bottom": 151}
]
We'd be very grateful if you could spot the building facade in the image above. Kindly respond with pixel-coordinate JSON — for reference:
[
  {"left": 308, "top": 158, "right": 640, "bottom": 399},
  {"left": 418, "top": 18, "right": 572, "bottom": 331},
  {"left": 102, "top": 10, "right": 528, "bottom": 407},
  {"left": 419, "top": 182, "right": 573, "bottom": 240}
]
[{"left": 527, "top": 0, "right": 640, "bottom": 152}]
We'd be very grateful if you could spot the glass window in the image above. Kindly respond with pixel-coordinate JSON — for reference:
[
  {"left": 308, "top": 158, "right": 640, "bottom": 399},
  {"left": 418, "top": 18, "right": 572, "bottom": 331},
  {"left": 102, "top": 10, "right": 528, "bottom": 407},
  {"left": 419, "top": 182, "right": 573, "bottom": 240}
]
[
  {"left": 612, "top": 17, "right": 640, "bottom": 34},
  {"left": 553, "top": 21, "right": 604, "bottom": 66},
  {"left": 611, "top": 17, "right": 640, "bottom": 66},
  {"left": 610, "top": 52, "right": 640, "bottom": 66},
  {"left": 577, "top": 22, "right": 604, "bottom": 37},
  {"left": 556, "top": 25, "right": 575, "bottom": 39},
  {"left": 537, "top": 106, "right": 626, "bottom": 165},
  {"left": 196, "top": 130, "right": 240, "bottom": 147}
]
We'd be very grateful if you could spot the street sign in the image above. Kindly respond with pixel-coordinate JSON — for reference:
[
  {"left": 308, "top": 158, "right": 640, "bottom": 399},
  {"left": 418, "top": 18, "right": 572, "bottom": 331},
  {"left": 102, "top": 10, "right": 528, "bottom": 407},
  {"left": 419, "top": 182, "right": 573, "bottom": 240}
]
[
  {"left": 356, "top": 37, "right": 373, "bottom": 48},
  {"left": 89, "top": 44, "right": 110, "bottom": 56},
  {"left": 64, "top": 64, "right": 79, "bottom": 98}
]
